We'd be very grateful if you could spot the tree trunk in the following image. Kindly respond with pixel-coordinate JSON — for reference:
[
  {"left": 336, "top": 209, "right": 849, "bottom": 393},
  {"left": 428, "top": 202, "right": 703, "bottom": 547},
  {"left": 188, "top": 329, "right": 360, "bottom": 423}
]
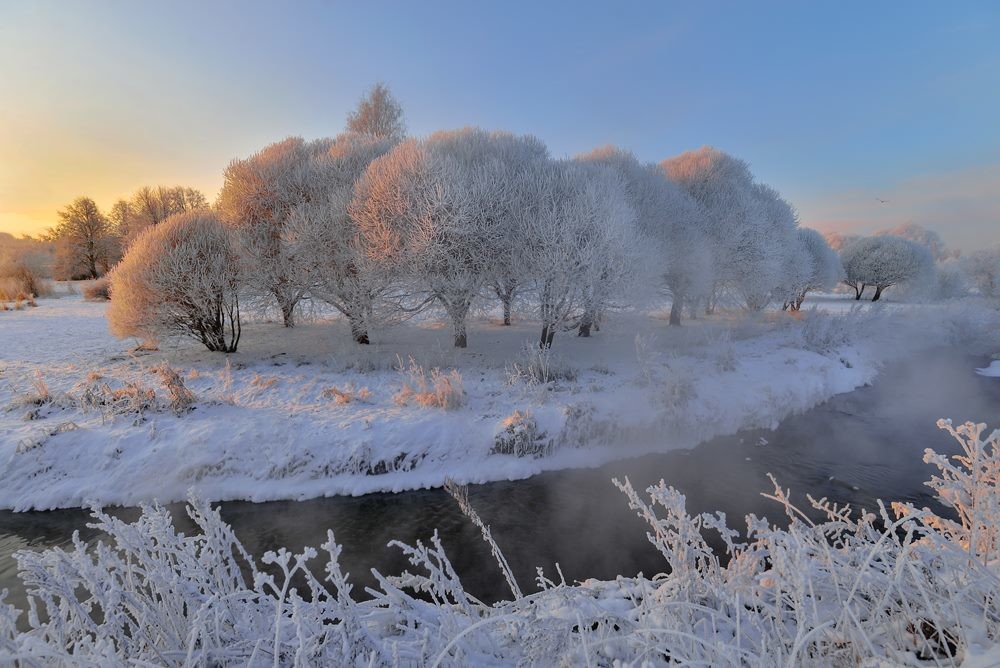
[
  {"left": 539, "top": 324, "right": 555, "bottom": 349},
  {"left": 578, "top": 306, "right": 597, "bottom": 337},
  {"left": 794, "top": 291, "right": 806, "bottom": 311},
  {"left": 493, "top": 279, "right": 516, "bottom": 326},
  {"left": 449, "top": 304, "right": 470, "bottom": 348},
  {"left": 279, "top": 298, "right": 296, "bottom": 327},
  {"left": 854, "top": 283, "right": 866, "bottom": 300},
  {"left": 349, "top": 316, "right": 370, "bottom": 345},
  {"left": 872, "top": 285, "right": 884, "bottom": 302},
  {"left": 781, "top": 302, "right": 790, "bottom": 311},
  {"left": 669, "top": 297, "right": 683, "bottom": 326}
]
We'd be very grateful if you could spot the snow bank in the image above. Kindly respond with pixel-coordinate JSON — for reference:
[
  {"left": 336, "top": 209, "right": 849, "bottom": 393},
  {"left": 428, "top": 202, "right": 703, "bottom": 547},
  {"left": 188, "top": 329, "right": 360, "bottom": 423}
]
[{"left": 1, "top": 295, "right": 997, "bottom": 510}]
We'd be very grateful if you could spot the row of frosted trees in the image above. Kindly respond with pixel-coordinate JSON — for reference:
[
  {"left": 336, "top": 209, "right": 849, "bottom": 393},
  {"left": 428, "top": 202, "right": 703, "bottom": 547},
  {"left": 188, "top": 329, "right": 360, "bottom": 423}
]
[{"left": 109, "top": 92, "right": 845, "bottom": 353}]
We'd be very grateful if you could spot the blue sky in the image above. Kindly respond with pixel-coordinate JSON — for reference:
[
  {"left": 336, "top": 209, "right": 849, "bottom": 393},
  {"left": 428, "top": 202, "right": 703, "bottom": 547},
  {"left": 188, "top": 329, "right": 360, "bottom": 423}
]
[{"left": 1, "top": 1, "right": 998, "bottom": 249}]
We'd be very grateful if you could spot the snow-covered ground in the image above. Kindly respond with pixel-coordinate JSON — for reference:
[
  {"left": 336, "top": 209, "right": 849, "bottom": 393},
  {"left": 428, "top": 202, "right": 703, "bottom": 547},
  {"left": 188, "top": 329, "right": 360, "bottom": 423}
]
[{"left": 1, "top": 292, "right": 998, "bottom": 510}]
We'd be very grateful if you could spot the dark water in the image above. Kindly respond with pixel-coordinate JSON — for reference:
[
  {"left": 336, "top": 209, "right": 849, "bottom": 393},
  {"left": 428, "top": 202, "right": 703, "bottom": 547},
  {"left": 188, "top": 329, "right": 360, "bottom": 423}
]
[{"left": 3, "top": 349, "right": 999, "bottom": 613}]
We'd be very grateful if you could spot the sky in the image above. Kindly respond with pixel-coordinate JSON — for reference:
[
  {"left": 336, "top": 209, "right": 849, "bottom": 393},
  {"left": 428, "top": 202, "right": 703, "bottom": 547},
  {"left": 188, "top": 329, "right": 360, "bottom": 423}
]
[{"left": 1, "top": 1, "right": 998, "bottom": 250}]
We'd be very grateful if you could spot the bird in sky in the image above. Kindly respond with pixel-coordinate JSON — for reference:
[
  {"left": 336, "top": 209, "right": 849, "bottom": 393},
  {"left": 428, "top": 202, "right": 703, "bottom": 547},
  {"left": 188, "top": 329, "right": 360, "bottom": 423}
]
[{"left": 876, "top": 197, "right": 889, "bottom": 204}]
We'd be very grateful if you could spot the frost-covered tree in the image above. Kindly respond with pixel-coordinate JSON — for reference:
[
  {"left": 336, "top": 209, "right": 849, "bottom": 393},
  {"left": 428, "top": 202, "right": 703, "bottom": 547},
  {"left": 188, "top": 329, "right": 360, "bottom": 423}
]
[
  {"left": 931, "top": 258, "right": 970, "bottom": 300},
  {"left": 346, "top": 82, "right": 406, "bottom": 142},
  {"left": 578, "top": 146, "right": 711, "bottom": 329},
  {"left": 840, "top": 235, "right": 934, "bottom": 302},
  {"left": 514, "top": 159, "right": 638, "bottom": 348},
  {"left": 774, "top": 233, "right": 814, "bottom": 312},
  {"left": 966, "top": 246, "right": 1000, "bottom": 297},
  {"left": 352, "top": 128, "right": 548, "bottom": 347},
  {"left": 824, "top": 231, "right": 861, "bottom": 252},
  {"left": 875, "top": 223, "right": 952, "bottom": 262},
  {"left": 218, "top": 137, "right": 330, "bottom": 327},
  {"left": 740, "top": 183, "right": 801, "bottom": 310},
  {"left": 111, "top": 186, "right": 209, "bottom": 247},
  {"left": 781, "top": 227, "right": 843, "bottom": 310},
  {"left": 284, "top": 133, "right": 397, "bottom": 344},
  {"left": 47, "top": 196, "right": 118, "bottom": 279},
  {"left": 108, "top": 211, "right": 242, "bottom": 352},
  {"left": 661, "top": 148, "right": 792, "bottom": 312}
]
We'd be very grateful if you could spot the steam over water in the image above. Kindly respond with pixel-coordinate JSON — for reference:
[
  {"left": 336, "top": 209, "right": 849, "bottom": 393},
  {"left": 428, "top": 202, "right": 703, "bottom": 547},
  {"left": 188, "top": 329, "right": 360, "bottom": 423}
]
[{"left": 2, "top": 349, "right": 999, "bottom": 609}]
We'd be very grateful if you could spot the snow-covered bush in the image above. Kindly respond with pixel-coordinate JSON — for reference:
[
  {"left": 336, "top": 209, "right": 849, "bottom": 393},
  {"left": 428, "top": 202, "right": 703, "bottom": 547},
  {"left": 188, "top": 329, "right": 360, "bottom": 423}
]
[
  {"left": 933, "top": 258, "right": 971, "bottom": 300},
  {"left": 82, "top": 277, "right": 111, "bottom": 301},
  {"left": 966, "top": 245, "right": 1000, "bottom": 298},
  {"left": 911, "top": 419, "right": 1000, "bottom": 563},
  {"left": 0, "top": 252, "right": 49, "bottom": 301},
  {"left": 108, "top": 211, "right": 242, "bottom": 352},
  {"left": 491, "top": 409, "right": 550, "bottom": 457},
  {"left": 799, "top": 306, "right": 875, "bottom": 354},
  {"left": 841, "top": 235, "right": 935, "bottom": 301},
  {"left": 505, "top": 341, "right": 577, "bottom": 386},
  {"left": 284, "top": 133, "right": 397, "bottom": 344},
  {"left": 7, "top": 419, "right": 996, "bottom": 665},
  {"left": 151, "top": 362, "right": 196, "bottom": 413},
  {"left": 393, "top": 356, "right": 465, "bottom": 409},
  {"left": 218, "top": 136, "right": 330, "bottom": 327}
]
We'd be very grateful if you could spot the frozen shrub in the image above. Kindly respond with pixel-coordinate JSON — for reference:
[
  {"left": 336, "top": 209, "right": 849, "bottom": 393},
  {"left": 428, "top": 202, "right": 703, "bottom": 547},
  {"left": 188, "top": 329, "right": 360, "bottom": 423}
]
[
  {"left": 491, "top": 410, "right": 550, "bottom": 457},
  {"left": 0, "top": 232, "right": 52, "bottom": 290},
  {"left": 321, "top": 386, "right": 353, "bottom": 404},
  {"left": 82, "top": 277, "right": 111, "bottom": 301},
  {"left": 658, "top": 369, "right": 697, "bottom": 411},
  {"left": 633, "top": 331, "right": 659, "bottom": 386},
  {"left": 908, "top": 419, "right": 1000, "bottom": 562},
  {"left": 0, "top": 251, "right": 50, "bottom": 300},
  {"left": 505, "top": 342, "right": 577, "bottom": 386},
  {"left": 108, "top": 211, "right": 243, "bottom": 352},
  {"left": 715, "top": 340, "right": 737, "bottom": 372},
  {"left": 556, "top": 401, "right": 619, "bottom": 449},
  {"left": 393, "top": 357, "right": 465, "bottom": 409},
  {"left": 10, "top": 372, "right": 52, "bottom": 409},
  {"left": 966, "top": 245, "right": 1000, "bottom": 298},
  {"left": 151, "top": 363, "right": 196, "bottom": 413},
  {"left": 75, "top": 377, "right": 157, "bottom": 424},
  {"left": 800, "top": 308, "right": 874, "bottom": 354}
]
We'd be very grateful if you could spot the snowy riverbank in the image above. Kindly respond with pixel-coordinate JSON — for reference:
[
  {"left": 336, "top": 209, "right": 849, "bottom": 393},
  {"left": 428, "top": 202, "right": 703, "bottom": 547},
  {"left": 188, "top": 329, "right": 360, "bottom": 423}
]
[{"left": 1, "top": 295, "right": 997, "bottom": 510}]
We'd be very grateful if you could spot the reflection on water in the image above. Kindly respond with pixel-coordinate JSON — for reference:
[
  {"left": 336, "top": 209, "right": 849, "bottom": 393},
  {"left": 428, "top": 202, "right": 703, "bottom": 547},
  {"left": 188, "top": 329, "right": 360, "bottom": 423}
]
[{"left": 2, "top": 350, "right": 999, "bottom": 613}]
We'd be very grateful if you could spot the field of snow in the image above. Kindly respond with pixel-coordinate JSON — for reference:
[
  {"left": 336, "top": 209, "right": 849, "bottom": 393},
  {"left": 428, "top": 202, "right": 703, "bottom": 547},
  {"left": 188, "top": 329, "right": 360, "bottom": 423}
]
[{"left": 2, "top": 292, "right": 998, "bottom": 510}]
